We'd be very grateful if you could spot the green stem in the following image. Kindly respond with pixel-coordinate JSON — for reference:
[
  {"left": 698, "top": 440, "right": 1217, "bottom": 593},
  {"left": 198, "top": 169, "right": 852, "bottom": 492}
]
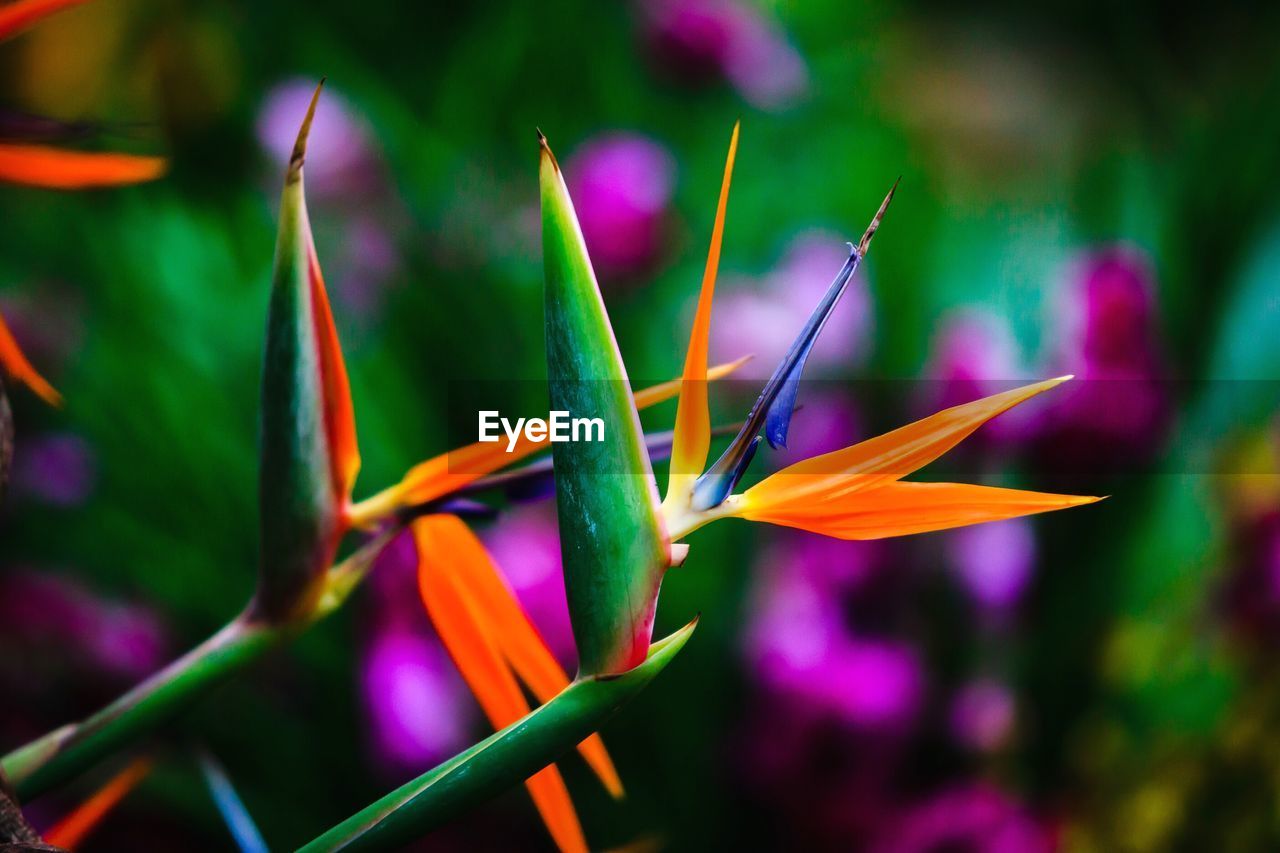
[
  {"left": 2, "top": 610, "right": 282, "bottom": 800},
  {"left": 298, "top": 619, "right": 696, "bottom": 853}
]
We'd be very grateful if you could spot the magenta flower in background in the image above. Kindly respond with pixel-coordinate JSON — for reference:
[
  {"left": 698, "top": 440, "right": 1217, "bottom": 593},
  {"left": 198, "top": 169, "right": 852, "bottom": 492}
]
[
  {"left": 638, "top": 0, "right": 809, "bottom": 110},
  {"left": 872, "top": 783, "right": 1054, "bottom": 853},
  {"left": 1034, "top": 245, "right": 1171, "bottom": 471},
  {"left": 945, "top": 517, "right": 1037, "bottom": 611},
  {"left": 771, "top": 390, "right": 862, "bottom": 465},
  {"left": 563, "top": 133, "right": 676, "bottom": 283},
  {"left": 480, "top": 505, "right": 577, "bottom": 669},
  {"left": 744, "top": 535, "right": 921, "bottom": 730},
  {"left": 360, "top": 625, "right": 473, "bottom": 774},
  {"left": 949, "top": 679, "right": 1016, "bottom": 752},
  {"left": 359, "top": 530, "right": 474, "bottom": 775},
  {"left": 709, "top": 231, "right": 872, "bottom": 380},
  {"left": 257, "top": 79, "right": 378, "bottom": 196},
  {"left": 0, "top": 571, "right": 167, "bottom": 681},
  {"left": 10, "top": 432, "right": 95, "bottom": 507}
]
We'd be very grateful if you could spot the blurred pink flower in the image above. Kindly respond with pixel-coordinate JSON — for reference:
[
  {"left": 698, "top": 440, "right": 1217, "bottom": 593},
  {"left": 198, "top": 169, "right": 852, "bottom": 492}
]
[
  {"left": 360, "top": 625, "right": 472, "bottom": 773},
  {"left": 0, "top": 571, "right": 167, "bottom": 680},
  {"left": 872, "top": 783, "right": 1053, "bottom": 853},
  {"left": 771, "top": 390, "right": 862, "bottom": 465},
  {"left": 10, "top": 432, "right": 95, "bottom": 506},
  {"left": 1034, "top": 246, "right": 1171, "bottom": 471},
  {"left": 945, "top": 517, "right": 1036, "bottom": 610},
  {"left": 256, "top": 79, "right": 378, "bottom": 195},
  {"left": 949, "top": 679, "right": 1016, "bottom": 752},
  {"left": 745, "top": 536, "right": 921, "bottom": 730},
  {"left": 638, "top": 0, "right": 809, "bottom": 110},
  {"left": 481, "top": 505, "right": 577, "bottom": 669},
  {"left": 564, "top": 133, "right": 676, "bottom": 282},
  {"left": 709, "top": 231, "right": 872, "bottom": 380}
]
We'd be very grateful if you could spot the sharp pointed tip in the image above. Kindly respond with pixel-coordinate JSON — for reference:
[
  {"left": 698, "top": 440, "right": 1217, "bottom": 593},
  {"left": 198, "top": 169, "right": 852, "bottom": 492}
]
[
  {"left": 536, "top": 126, "right": 547, "bottom": 145},
  {"left": 856, "top": 177, "right": 900, "bottom": 258},
  {"left": 288, "top": 79, "right": 326, "bottom": 180},
  {"left": 1053, "top": 374, "right": 1075, "bottom": 384}
]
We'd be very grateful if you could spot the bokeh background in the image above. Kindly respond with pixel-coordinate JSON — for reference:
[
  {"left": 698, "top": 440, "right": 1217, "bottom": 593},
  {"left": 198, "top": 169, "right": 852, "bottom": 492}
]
[{"left": 3, "top": 0, "right": 1280, "bottom": 849}]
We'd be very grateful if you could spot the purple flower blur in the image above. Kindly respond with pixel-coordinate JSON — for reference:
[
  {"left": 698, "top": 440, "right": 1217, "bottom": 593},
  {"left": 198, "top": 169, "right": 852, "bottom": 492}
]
[
  {"left": 359, "top": 530, "right": 474, "bottom": 774},
  {"left": 949, "top": 679, "right": 1016, "bottom": 752},
  {"left": 945, "top": 517, "right": 1037, "bottom": 611},
  {"left": 361, "top": 625, "right": 472, "bottom": 773},
  {"left": 1035, "top": 246, "right": 1171, "bottom": 471},
  {"left": 564, "top": 133, "right": 676, "bottom": 283},
  {"left": 638, "top": 0, "right": 809, "bottom": 110},
  {"left": 480, "top": 505, "right": 577, "bottom": 670},
  {"left": 871, "top": 783, "right": 1054, "bottom": 853},
  {"left": 10, "top": 432, "right": 95, "bottom": 507},
  {"left": 744, "top": 535, "right": 921, "bottom": 730},
  {"left": 709, "top": 231, "right": 872, "bottom": 380},
  {"left": 0, "top": 571, "right": 167, "bottom": 681}
]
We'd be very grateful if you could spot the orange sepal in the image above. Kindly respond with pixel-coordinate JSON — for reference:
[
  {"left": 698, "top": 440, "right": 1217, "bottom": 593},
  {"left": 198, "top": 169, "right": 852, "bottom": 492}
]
[
  {"left": 739, "top": 480, "right": 1100, "bottom": 539},
  {"left": 43, "top": 755, "right": 153, "bottom": 850},
  {"left": 0, "top": 144, "right": 165, "bottom": 189},
  {"left": 0, "top": 309, "right": 61, "bottom": 405},
  {"left": 668, "top": 121, "right": 739, "bottom": 493},
  {"left": 0, "top": 0, "right": 88, "bottom": 41},
  {"left": 308, "top": 248, "right": 359, "bottom": 503},
  {"left": 413, "top": 516, "right": 589, "bottom": 853},
  {"left": 744, "top": 377, "right": 1073, "bottom": 508}
]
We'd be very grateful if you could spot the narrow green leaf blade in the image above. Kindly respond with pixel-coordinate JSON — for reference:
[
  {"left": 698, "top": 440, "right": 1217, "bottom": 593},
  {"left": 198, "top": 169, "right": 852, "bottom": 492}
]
[
  {"left": 539, "top": 133, "right": 669, "bottom": 676},
  {"left": 298, "top": 619, "right": 697, "bottom": 853}
]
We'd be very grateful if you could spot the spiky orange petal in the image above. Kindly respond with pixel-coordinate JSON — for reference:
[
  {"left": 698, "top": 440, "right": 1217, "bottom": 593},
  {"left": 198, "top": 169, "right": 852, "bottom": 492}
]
[
  {"left": 422, "top": 514, "right": 623, "bottom": 797},
  {"left": 738, "top": 480, "right": 1100, "bottom": 539},
  {"left": 0, "top": 309, "right": 61, "bottom": 405},
  {"left": 43, "top": 756, "right": 153, "bottom": 850},
  {"left": 413, "top": 517, "right": 587, "bottom": 853},
  {"left": 745, "top": 377, "right": 1073, "bottom": 508},
  {"left": 666, "top": 123, "right": 739, "bottom": 498},
  {"left": 308, "top": 247, "right": 359, "bottom": 502},
  {"left": 0, "top": 144, "right": 165, "bottom": 189},
  {"left": 0, "top": 0, "right": 87, "bottom": 41}
]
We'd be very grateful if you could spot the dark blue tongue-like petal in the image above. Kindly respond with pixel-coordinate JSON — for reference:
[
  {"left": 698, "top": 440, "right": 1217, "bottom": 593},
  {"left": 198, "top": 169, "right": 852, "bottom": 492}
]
[
  {"left": 762, "top": 247, "right": 860, "bottom": 449},
  {"left": 689, "top": 179, "right": 898, "bottom": 512}
]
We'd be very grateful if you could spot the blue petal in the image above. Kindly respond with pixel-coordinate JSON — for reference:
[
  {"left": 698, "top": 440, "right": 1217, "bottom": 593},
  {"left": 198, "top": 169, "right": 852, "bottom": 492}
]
[{"left": 198, "top": 751, "right": 269, "bottom": 853}]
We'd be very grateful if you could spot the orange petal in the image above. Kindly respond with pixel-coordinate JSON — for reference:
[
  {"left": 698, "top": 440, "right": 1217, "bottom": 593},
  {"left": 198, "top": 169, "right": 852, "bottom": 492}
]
[
  {"left": 0, "top": 308, "right": 61, "bottom": 405},
  {"left": 348, "top": 361, "right": 750, "bottom": 528},
  {"left": 413, "top": 517, "right": 587, "bottom": 853},
  {"left": 309, "top": 246, "right": 359, "bottom": 501},
  {"left": 0, "top": 144, "right": 165, "bottom": 189},
  {"left": 43, "top": 755, "right": 153, "bottom": 850},
  {"left": 667, "top": 123, "right": 739, "bottom": 497},
  {"left": 0, "top": 0, "right": 88, "bottom": 41},
  {"left": 738, "top": 480, "right": 1100, "bottom": 539},
  {"left": 745, "top": 377, "right": 1072, "bottom": 508},
  {"left": 423, "top": 514, "right": 623, "bottom": 797}
]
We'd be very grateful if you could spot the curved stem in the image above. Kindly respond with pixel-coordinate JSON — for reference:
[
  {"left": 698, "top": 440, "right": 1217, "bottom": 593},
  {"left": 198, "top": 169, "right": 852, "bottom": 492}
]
[{"left": 2, "top": 611, "right": 281, "bottom": 800}]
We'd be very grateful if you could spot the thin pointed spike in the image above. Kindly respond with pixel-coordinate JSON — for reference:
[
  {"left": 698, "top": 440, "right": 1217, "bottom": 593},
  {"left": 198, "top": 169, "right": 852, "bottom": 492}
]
[
  {"left": 197, "top": 751, "right": 269, "bottom": 853},
  {"left": 667, "top": 121, "right": 739, "bottom": 498},
  {"left": 288, "top": 78, "right": 325, "bottom": 181},
  {"left": 857, "top": 177, "right": 899, "bottom": 258},
  {"left": 43, "top": 756, "right": 153, "bottom": 850}
]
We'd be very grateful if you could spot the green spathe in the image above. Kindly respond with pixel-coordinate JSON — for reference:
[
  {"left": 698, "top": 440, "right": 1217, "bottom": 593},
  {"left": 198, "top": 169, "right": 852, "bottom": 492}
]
[{"left": 539, "top": 133, "right": 670, "bottom": 676}]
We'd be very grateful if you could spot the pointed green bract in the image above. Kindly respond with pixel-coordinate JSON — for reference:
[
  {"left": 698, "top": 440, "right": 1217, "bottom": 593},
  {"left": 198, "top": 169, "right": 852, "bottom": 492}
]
[
  {"left": 256, "top": 86, "right": 344, "bottom": 622},
  {"left": 539, "top": 134, "right": 669, "bottom": 676},
  {"left": 297, "top": 620, "right": 696, "bottom": 853}
]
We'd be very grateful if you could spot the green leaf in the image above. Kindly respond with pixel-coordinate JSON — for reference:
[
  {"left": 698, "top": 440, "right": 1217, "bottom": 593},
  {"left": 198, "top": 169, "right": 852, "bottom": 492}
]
[
  {"left": 539, "top": 132, "right": 670, "bottom": 676},
  {"left": 298, "top": 619, "right": 697, "bottom": 853},
  {"left": 256, "top": 82, "right": 348, "bottom": 622}
]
